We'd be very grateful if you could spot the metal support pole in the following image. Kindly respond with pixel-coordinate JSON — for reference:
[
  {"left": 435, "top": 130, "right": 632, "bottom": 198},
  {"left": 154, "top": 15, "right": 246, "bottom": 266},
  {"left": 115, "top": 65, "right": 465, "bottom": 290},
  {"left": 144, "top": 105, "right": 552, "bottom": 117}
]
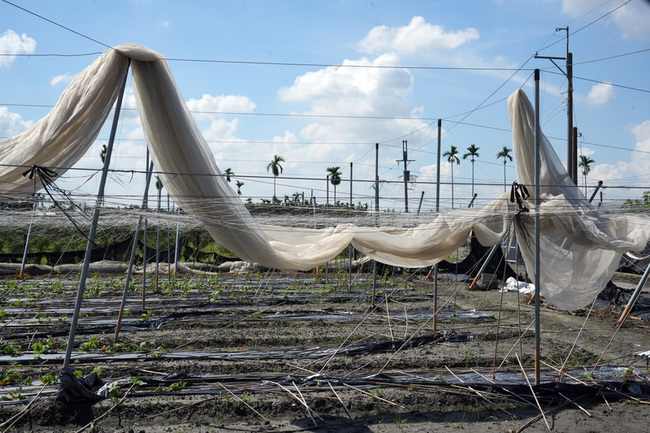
[
  {"left": 617, "top": 260, "right": 650, "bottom": 326},
  {"left": 114, "top": 215, "right": 142, "bottom": 343},
  {"left": 115, "top": 159, "right": 154, "bottom": 342},
  {"left": 155, "top": 182, "right": 161, "bottom": 291},
  {"left": 468, "top": 193, "right": 478, "bottom": 208},
  {"left": 402, "top": 140, "right": 410, "bottom": 212},
  {"left": 142, "top": 158, "right": 154, "bottom": 309},
  {"left": 433, "top": 119, "right": 442, "bottom": 331},
  {"left": 588, "top": 180, "right": 603, "bottom": 203},
  {"left": 436, "top": 120, "right": 441, "bottom": 209},
  {"left": 534, "top": 68, "right": 542, "bottom": 385},
  {"left": 375, "top": 143, "right": 379, "bottom": 214},
  {"left": 349, "top": 162, "right": 353, "bottom": 211},
  {"left": 348, "top": 244, "right": 352, "bottom": 292},
  {"left": 417, "top": 191, "right": 424, "bottom": 213},
  {"left": 167, "top": 193, "right": 171, "bottom": 284},
  {"left": 372, "top": 260, "right": 376, "bottom": 307},
  {"left": 174, "top": 208, "right": 181, "bottom": 271},
  {"left": 468, "top": 243, "right": 500, "bottom": 289},
  {"left": 312, "top": 194, "right": 316, "bottom": 229},
  {"left": 19, "top": 202, "right": 37, "bottom": 278},
  {"left": 63, "top": 62, "right": 129, "bottom": 370}
]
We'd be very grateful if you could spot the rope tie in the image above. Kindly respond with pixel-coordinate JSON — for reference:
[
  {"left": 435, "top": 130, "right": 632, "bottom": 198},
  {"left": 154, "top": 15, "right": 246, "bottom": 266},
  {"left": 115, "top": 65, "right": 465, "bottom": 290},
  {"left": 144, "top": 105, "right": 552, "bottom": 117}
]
[
  {"left": 510, "top": 182, "right": 530, "bottom": 213},
  {"left": 22, "top": 165, "right": 91, "bottom": 241}
]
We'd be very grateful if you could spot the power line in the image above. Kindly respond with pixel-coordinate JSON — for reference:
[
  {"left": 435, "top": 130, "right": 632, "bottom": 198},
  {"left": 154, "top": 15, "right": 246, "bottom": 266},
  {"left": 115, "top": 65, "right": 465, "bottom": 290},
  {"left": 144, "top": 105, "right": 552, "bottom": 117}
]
[
  {"left": 575, "top": 47, "right": 650, "bottom": 66},
  {"left": 544, "top": 69, "right": 650, "bottom": 93},
  {"left": 1, "top": 0, "right": 111, "bottom": 49},
  {"left": 0, "top": 52, "right": 103, "bottom": 58},
  {"left": 573, "top": 75, "right": 650, "bottom": 94},
  {"left": 536, "top": 0, "right": 633, "bottom": 53}
]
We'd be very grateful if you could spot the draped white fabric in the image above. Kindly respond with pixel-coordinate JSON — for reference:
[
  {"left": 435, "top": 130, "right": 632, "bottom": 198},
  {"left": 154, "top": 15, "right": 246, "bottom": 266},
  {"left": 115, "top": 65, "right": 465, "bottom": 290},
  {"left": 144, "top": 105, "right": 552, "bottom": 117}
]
[
  {"left": 508, "top": 89, "right": 650, "bottom": 310},
  {"left": 0, "top": 49, "right": 130, "bottom": 197},
  {"left": 1, "top": 44, "right": 649, "bottom": 310},
  {"left": 128, "top": 45, "right": 512, "bottom": 270}
]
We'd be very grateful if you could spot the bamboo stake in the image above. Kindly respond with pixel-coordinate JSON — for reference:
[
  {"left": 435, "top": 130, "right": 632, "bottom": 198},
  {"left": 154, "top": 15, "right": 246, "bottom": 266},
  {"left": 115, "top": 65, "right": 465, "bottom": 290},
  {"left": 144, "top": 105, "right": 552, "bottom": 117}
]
[
  {"left": 558, "top": 392, "right": 591, "bottom": 417},
  {"left": 74, "top": 383, "right": 135, "bottom": 433},
  {"left": 1, "top": 384, "right": 52, "bottom": 432},
  {"left": 385, "top": 296, "right": 394, "bottom": 342},
  {"left": 540, "top": 360, "right": 589, "bottom": 386},
  {"left": 515, "top": 399, "right": 572, "bottom": 433},
  {"left": 342, "top": 383, "right": 403, "bottom": 408},
  {"left": 515, "top": 353, "right": 550, "bottom": 431},
  {"left": 217, "top": 382, "right": 268, "bottom": 422},
  {"left": 558, "top": 299, "right": 596, "bottom": 381},
  {"left": 270, "top": 381, "right": 320, "bottom": 426},
  {"left": 492, "top": 228, "right": 515, "bottom": 379},
  {"left": 328, "top": 382, "right": 353, "bottom": 420},
  {"left": 18, "top": 202, "right": 37, "bottom": 279}
]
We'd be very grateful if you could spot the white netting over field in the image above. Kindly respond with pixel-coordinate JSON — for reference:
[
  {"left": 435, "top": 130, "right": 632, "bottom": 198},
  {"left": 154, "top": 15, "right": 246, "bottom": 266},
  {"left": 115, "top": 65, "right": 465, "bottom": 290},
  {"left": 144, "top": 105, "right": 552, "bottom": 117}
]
[{"left": 1, "top": 44, "right": 649, "bottom": 310}]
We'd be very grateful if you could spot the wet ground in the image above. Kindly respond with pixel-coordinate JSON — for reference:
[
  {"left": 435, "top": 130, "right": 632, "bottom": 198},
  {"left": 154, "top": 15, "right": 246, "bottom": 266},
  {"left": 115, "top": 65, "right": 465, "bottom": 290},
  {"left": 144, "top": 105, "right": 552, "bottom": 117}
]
[{"left": 1, "top": 268, "right": 649, "bottom": 432}]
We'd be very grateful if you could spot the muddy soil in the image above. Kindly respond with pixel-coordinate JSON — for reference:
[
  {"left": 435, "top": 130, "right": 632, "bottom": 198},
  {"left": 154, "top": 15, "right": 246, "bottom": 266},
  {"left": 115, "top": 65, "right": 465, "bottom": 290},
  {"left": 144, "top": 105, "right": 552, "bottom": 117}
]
[{"left": 1, "top": 270, "right": 649, "bottom": 432}]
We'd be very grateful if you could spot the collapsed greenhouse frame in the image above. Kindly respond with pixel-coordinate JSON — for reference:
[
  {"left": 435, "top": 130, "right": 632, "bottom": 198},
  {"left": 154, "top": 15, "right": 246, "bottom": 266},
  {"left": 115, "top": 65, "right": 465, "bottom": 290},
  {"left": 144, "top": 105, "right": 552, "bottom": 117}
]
[{"left": 1, "top": 44, "right": 649, "bottom": 431}]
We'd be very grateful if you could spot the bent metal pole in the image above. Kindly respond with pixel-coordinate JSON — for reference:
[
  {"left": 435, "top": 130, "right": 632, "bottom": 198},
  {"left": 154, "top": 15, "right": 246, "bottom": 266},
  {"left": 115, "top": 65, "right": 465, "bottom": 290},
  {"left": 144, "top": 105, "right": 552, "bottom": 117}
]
[{"left": 62, "top": 62, "right": 130, "bottom": 370}]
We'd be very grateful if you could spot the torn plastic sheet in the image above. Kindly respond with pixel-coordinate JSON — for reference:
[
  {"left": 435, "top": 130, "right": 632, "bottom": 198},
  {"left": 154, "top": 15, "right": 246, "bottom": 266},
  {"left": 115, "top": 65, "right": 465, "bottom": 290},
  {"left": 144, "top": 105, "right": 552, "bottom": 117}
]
[
  {"left": 500, "top": 277, "right": 535, "bottom": 295},
  {"left": 0, "top": 331, "right": 473, "bottom": 366},
  {"left": 0, "top": 307, "right": 492, "bottom": 340},
  {"left": 3, "top": 365, "right": 648, "bottom": 406}
]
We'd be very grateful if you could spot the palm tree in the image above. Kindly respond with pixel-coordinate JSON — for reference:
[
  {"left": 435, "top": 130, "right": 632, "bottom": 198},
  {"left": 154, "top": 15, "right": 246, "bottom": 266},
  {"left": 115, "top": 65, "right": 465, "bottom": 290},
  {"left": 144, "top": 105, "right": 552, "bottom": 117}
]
[
  {"left": 223, "top": 168, "right": 234, "bottom": 182},
  {"left": 443, "top": 146, "right": 460, "bottom": 208},
  {"left": 579, "top": 155, "right": 595, "bottom": 196},
  {"left": 496, "top": 146, "right": 513, "bottom": 192},
  {"left": 462, "top": 144, "right": 480, "bottom": 200},
  {"left": 100, "top": 143, "right": 107, "bottom": 163},
  {"left": 326, "top": 166, "right": 342, "bottom": 205},
  {"left": 236, "top": 180, "right": 244, "bottom": 195},
  {"left": 266, "top": 154, "right": 285, "bottom": 200}
]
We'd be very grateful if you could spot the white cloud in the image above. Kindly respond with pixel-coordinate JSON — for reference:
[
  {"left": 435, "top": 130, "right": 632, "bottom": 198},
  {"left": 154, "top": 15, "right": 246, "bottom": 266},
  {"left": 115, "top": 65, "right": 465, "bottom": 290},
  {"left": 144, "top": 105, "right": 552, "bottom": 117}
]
[
  {"left": 0, "top": 30, "right": 37, "bottom": 68},
  {"left": 590, "top": 119, "right": 650, "bottom": 196},
  {"left": 612, "top": 0, "right": 650, "bottom": 40},
  {"left": 578, "top": 146, "right": 596, "bottom": 157},
  {"left": 562, "top": 0, "right": 650, "bottom": 41},
  {"left": 50, "top": 73, "right": 75, "bottom": 87},
  {"left": 158, "top": 21, "right": 171, "bottom": 28},
  {"left": 204, "top": 118, "right": 241, "bottom": 140},
  {"left": 278, "top": 53, "right": 411, "bottom": 118},
  {"left": 358, "top": 16, "right": 479, "bottom": 57},
  {"left": 631, "top": 119, "right": 650, "bottom": 155},
  {"left": 0, "top": 106, "right": 33, "bottom": 136},
  {"left": 187, "top": 94, "right": 256, "bottom": 121},
  {"left": 586, "top": 82, "right": 615, "bottom": 105},
  {"left": 561, "top": 0, "right": 594, "bottom": 16}
]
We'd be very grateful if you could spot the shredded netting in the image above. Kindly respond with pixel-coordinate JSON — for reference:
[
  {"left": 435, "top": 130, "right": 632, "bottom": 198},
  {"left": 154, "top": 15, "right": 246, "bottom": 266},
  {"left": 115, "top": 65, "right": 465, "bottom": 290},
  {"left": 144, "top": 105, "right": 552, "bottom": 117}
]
[{"left": 1, "top": 45, "right": 649, "bottom": 310}]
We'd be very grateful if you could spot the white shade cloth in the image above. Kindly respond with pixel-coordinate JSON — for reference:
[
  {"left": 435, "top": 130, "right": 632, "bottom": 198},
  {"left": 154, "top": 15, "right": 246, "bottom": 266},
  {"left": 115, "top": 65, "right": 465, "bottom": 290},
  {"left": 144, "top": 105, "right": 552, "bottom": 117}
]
[{"left": 1, "top": 45, "right": 649, "bottom": 310}]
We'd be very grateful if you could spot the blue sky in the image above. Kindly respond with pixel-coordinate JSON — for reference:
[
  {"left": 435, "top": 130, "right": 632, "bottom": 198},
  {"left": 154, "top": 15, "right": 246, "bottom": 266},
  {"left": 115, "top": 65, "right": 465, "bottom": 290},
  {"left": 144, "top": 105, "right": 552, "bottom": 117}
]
[{"left": 1, "top": 0, "right": 649, "bottom": 211}]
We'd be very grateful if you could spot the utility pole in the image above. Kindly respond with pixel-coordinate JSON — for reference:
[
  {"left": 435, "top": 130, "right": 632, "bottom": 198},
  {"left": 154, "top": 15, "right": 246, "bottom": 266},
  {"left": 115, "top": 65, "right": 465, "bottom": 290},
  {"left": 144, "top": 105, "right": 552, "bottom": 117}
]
[
  {"left": 326, "top": 174, "right": 330, "bottom": 206},
  {"left": 534, "top": 27, "right": 576, "bottom": 184},
  {"left": 375, "top": 143, "right": 379, "bottom": 214},
  {"left": 349, "top": 161, "right": 353, "bottom": 211},
  {"left": 398, "top": 140, "right": 414, "bottom": 212}
]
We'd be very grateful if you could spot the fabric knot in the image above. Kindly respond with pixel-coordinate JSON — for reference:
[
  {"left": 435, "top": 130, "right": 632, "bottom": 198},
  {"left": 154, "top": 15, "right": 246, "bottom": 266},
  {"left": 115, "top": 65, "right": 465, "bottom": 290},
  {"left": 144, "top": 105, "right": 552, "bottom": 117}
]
[{"left": 510, "top": 181, "right": 530, "bottom": 212}]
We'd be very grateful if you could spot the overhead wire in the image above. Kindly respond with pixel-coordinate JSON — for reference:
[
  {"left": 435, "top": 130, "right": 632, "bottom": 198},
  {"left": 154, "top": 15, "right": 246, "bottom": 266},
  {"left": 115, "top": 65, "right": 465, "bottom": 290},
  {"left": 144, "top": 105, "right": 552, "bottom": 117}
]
[
  {"left": 3, "top": 0, "right": 648, "bottom": 207},
  {"left": 1, "top": 0, "right": 112, "bottom": 49}
]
